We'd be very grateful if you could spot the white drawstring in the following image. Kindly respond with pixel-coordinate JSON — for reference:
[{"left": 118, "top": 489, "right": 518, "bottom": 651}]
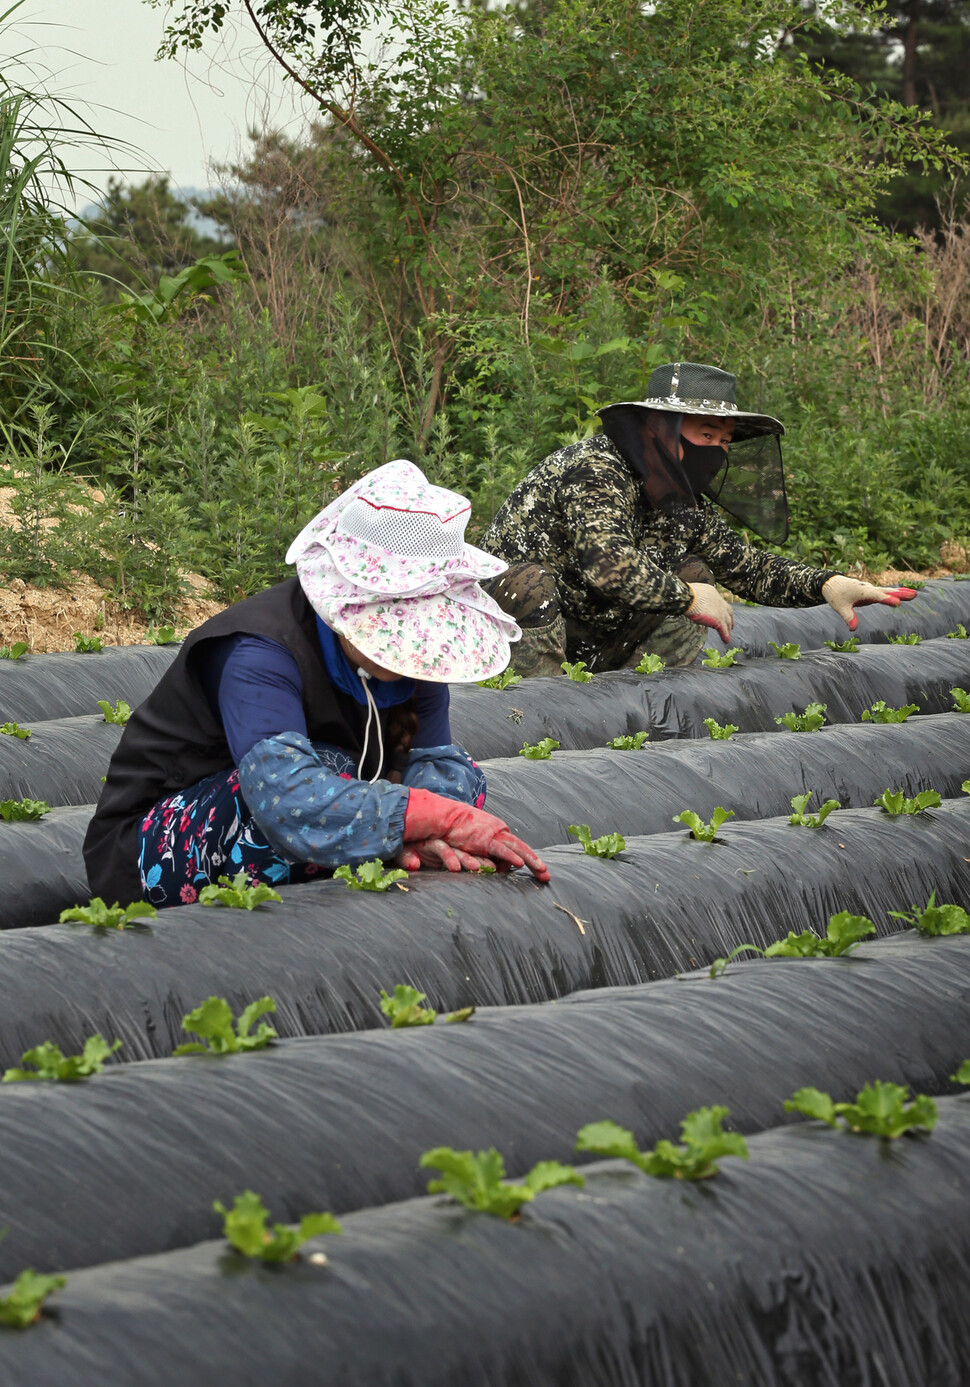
[{"left": 356, "top": 668, "right": 384, "bottom": 783}]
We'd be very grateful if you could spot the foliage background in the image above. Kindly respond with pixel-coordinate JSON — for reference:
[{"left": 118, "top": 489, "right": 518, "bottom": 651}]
[{"left": 3, "top": 0, "right": 970, "bottom": 620}]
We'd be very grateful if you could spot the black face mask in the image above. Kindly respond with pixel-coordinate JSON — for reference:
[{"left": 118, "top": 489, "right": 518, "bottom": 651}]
[{"left": 680, "top": 439, "right": 729, "bottom": 494}]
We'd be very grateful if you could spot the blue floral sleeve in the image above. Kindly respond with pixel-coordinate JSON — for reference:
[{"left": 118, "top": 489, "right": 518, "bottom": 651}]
[
  {"left": 403, "top": 745, "right": 487, "bottom": 808},
  {"left": 238, "top": 731, "right": 409, "bottom": 867}
]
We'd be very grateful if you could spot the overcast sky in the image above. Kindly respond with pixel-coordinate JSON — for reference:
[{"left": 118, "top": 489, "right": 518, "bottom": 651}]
[{"left": 2, "top": 0, "right": 308, "bottom": 205}]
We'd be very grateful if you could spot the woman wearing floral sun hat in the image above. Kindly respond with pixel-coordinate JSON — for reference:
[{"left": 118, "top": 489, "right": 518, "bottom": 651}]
[{"left": 84, "top": 461, "right": 550, "bottom": 908}]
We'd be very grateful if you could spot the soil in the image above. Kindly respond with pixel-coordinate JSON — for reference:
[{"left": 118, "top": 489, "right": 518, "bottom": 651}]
[{"left": 0, "top": 576, "right": 224, "bottom": 653}]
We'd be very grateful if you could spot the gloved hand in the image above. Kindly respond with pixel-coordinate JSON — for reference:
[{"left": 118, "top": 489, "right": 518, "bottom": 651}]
[
  {"left": 686, "top": 582, "right": 735, "bottom": 644},
  {"left": 394, "top": 840, "right": 495, "bottom": 874},
  {"left": 822, "top": 576, "right": 919, "bottom": 631},
  {"left": 404, "top": 788, "right": 551, "bottom": 882}
]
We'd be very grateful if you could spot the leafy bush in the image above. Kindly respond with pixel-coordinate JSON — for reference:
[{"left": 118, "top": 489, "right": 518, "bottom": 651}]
[
  {"left": 0, "top": 798, "right": 49, "bottom": 821},
  {"left": 477, "top": 666, "right": 521, "bottom": 689},
  {"left": 333, "top": 860, "right": 409, "bottom": 891},
  {"left": 888, "top": 632, "right": 921, "bottom": 645},
  {"left": 861, "top": 700, "right": 918, "bottom": 724},
  {"left": 775, "top": 702, "right": 827, "bottom": 732},
  {"left": 519, "top": 737, "right": 559, "bottom": 760},
  {"left": 0, "top": 1270, "right": 65, "bottom": 1328},
  {"left": 701, "top": 647, "right": 740, "bottom": 668},
  {"left": 214, "top": 1190, "right": 341, "bottom": 1261},
  {"left": 59, "top": 898, "right": 157, "bottom": 928},
  {"left": 420, "top": 1147, "right": 583, "bottom": 1219},
  {"left": 576, "top": 1107, "right": 747, "bottom": 1180},
  {"left": 72, "top": 632, "right": 103, "bottom": 653},
  {"left": 2, "top": 1034, "right": 121, "bottom": 1082},
  {"left": 951, "top": 687, "right": 970, "bottom": 712},
  {"left": 785, "top": 1081, "right": 937, "bottom": 1138},
  {"left": 788, "top": 792, "right": 841, "bottom": 827},
  {"left": 199, "top": 871, "right": 283, "bottom": 909},
  {"left": 768, "top": 641, "right": 801, "bottom": 659},
  {"left": 0, "top": 642, "right": 28, "bottom": 660},
  {"left": 568, "top": 823, "right": 626, "bottom": 858},
  {"left": 97, "top": 698, "right": 131, "bottom": 724},
  {"left": 634, "top": 652, "right": 665, "bottom": 674},
  {"left": 560, "top": 660, "right": 593, "bottom": 682},
  {"left": 174, "top": 996, "right": 277, "bottom": 1056},
  {"left": 379, "top": 984, "right": 475, "bottom": 1028},
  {"left": 0, "top": 722, "right": 30, "bottom": 739},
  {"left": 607, "top": 731, "right": 649, "bottom": 750},
  {"left": 824, "top": 637, "right": 860, "bottom": 652},
  {"left": 673, "top": 807, "right": 734, "bottom": 842},
  {"left": 889, "top": 891, "right": 970, "bottom": 936},
  {"left": 703, "top": 718, "right": 738, "bottom": 740},
  {"left": 765, "top": 910, "right": 875, "bottom": 957},
  {"left": 873, "top": 788, "right": 942, "bottom": 815}
]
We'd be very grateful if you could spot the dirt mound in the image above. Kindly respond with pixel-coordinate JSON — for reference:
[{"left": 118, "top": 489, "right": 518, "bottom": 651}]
[{"left": 0, "top": 576, "right": 223, "bottom": 653}]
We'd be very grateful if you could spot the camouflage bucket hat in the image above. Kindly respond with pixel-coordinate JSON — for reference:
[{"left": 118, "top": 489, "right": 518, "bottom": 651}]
[{"left": 599, "top": 361, "right": 784, "bottom": 442}]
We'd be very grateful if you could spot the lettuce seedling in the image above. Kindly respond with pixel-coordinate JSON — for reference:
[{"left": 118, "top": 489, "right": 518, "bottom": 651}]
[
  {"left": 0, "top": 1270, "right": 66, "bottom": 1328},
  {"left": 861, "top": 700, "right": 918, "bottom": 724},
  {"left": 0, "top": 642, "right": 28, "bottom": 660},
  {"left": 951, "top": 1060, "right": 970, "bottom": 1083},
  {"left": 947, "top": 625, "right": 968, "bottom": 639},
  {"left": 561, "top": 660, "right": 593, "bottom": 682},
  {"left": 789, "top": 792, "right": 841, "bottom": 827},
  {"left": 951, "top": 687, "right": 970, "bottom": 713},
  {"left": 379, "top": 984, "right": 474, "bottom": 1027},
  {"left": 576, "top": 1107, "right": 747, "bottom": 1180},
  {"left": 477, "top": 666, "right": 522, "bottom": 689},
  {"left": 174, "top": 996, "right": 277, "bottom": 1056},
  {"left": 824, "top": 637, "right": 860, "bottom": 652},
  {"left": 775, "top": 702, "right": 827, "bottom": 732},
  {"left": 146, "top": 625, "right": 179, "bottom": 645},
  {"left": 420, "top": 1146, "right": 583, "bottom": 1219},
  {"left": 333, "top": 860, "right": 409, "bottom": 892},
  {"left": 765, "top": 910, "right": 875, "bottom": 958},
  {"left": 213, "top": 1190, "right": 341, "bottom": 1261},
  {"left": 964, "top": 779, "right": 970, "bottom": 795},
  {"left": 2, "top": 1034, "right": 121, "bottom": 1083},
  {"left": 568, "top": 823, "right": 626, "bottom": 858},
  {"left": 0, "top": 722, "right": 30, "bottom": 739},
  {"left": 59, "top": 897, "right": 157, "bottom": 928},
  {"left": 199, "top": 871, "right": 283, "bottom": 908},
  {"left": 0, "top": 798, "right": 50, "bottom": 822},
  {"left": 607, "top": 731, "right": 649, "bottom": 750},
  {"left": 97, "top": 699, "right": 131, "bottom": 725},
  {"left": 673, "top": 807, "right": 734, "bottom": 842},
  {"left": 73, "top": 632, "right": 103, "bottom": 653},
  {"left": 874, "top": 787, "right": 942, "bottom": 815},
  {"left": 519, "top": 737, "right": 559, "bottom": 759},
  {"left": 703, "top": 718, "right": 738, "bottom": 740},
  {"left": 701, "top": 647, "right": 741, "bottom": 668},
  {"left": 768, "top": 641, "right": 801, "bottom": 660},
  {"left": 888, "top": 632, "right": 921, "bottom": 645},
  {"left": 785, "top": 1081, "right": 937, "bottom": 1139},
  {"left": 706, "top": 943, "right": 765, "bottom": 978},
  {"left": 635, "top": 652, "right": 665, "bottom": 674},
  {"left": 888, "top": 891, "right": 970, "bottom": 936}
]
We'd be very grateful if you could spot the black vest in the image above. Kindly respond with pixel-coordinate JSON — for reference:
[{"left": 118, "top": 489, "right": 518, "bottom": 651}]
[{"left": 84, "top": 578, "right": 400, "bottom": 904}]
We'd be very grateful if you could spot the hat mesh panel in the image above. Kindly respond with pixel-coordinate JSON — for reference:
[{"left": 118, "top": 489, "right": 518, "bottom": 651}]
[{"left": 337, "top": 498, "right": 467, "bottom": 558}]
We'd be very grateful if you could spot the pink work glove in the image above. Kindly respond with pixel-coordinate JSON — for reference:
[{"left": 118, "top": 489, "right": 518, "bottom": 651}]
[
  {"left": 822, "top": 576, "right": 919, "bottom": 632},
  {"left": 686, "top": 581, "right": 735, "bottom": 644},
  {"left": 402, "top": 788, "right": 551, "bottom": 883}
]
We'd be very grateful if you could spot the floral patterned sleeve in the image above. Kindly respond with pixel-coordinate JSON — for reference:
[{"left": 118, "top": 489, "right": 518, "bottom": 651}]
[
  {"left": 404, "top": 745, "right": 487, "bottom": 807},
  {"left": 694, "top": 503, "right": 837, "bottom": 607}
]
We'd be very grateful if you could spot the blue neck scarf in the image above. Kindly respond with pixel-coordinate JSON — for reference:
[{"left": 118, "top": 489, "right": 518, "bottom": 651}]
[{"left": 315, "top": 616, "right": 416, "bottom": 708}]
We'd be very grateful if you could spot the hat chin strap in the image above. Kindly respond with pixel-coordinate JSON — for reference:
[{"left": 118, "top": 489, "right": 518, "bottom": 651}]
[{"left": 356, "top": 668, "right": 385, "bottom": 784}]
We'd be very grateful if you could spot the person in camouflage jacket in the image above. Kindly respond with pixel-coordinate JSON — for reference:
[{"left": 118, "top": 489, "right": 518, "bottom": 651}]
[{"left": 483, "top": 362, "right": 917, "bottom": 675}]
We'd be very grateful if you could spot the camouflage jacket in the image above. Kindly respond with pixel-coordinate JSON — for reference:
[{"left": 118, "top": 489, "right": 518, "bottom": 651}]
[{"left": 482, "top": 434, "right": 835, "bottom": 626}]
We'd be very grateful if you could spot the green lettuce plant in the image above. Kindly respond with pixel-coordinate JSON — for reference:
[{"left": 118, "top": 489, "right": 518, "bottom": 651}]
[
  {"left": 72, "top": 632, "right": 103, "bottom": 653},
  {"left": 673, "top": 806, "right": 734, "bottom": 842},
  {"left": 59, "top": 898, "right": 157, "bottom": 928},
  {"left": 888, "top": 632, "right": 921, "bottom": 645},
  {"left": 705, "top": 943, "right": 768, "bottom": 978},
  {"left": 824, "top": 636, "right": 860, "bottom": 652},
  {"left": 788, "top": 792, "right": 840, "bottom": 827},
  {"left": 519, "top": 737, "right": 559, "bottom": 759},
  {"left": 946, "top": 625, "right": 968, "bottom": 639},
  {"left": 0, "top": 1270, "right": 66, "bottom": 1328},
  {"left": 951, "top": 687, "right": 970, "bottom": 712},
  {"left": 861, "top": 700, "right": 918, "bottom": 724},
  {"left": 0, "top": 722, "right": 30, "bottom": 739},
  {"left": 146, "top": 625, "right": 179, "bottom": 645},
  {"left": 874, "top": 788, "right": 942, "bottom": 815},
  {"left": 199, "top": 872, "right": 283, "bottom": 908},
  {"left": 561, "top": 660, "right": 593, "bottom": 682},
  {"left": 634, "top": 652, "right": 665, "bottom": 674},
  {"left": 768, "top": 641, "right": 800, "bottom": 659},
  {"left": 0, "top": 641, "right": 28, "bottom": 660},
  {"left": 97, "top": 699, "right": 131, "bottom": 724},
  {"left": 333, "top": 860, "right": 409, "bottom": 891},
  {"left": 607, "top": 731, "right": 649, "bottom": 750},
  {"left": 0, "top": 798, "right": 49, "bottom": 821},
  {"left": 775, "top": 702, "right": 827, "bottom": 732},
  {"left": 2, "top": 1034, "right": 121, "bottom": 1082},
  {"left": 420, "top": 1147, "right": 583, "bottom": 1219},
  {"left": 785, "top": 1081, "right": 937, "bottom": 1138},
  {"left": 703, "top": 718, "right": 738, "bottom": 740},
  {"left": 379, "top": 984, "right": 474, "bottom": 1028},
  {"left": 701, "top": 647, "right": 740, "bottom": 668},
  {"left": 477, "top": 666, "right": 522, "bottom": 689},
  {"left": 568, "top": 823, "right": 626, "bottom": 858},
  {"left": 952, "top": 1060, "right": 970, "bottom": 1083},
  {"left": 174, "top": 996, "right": 277, "bottom": 1055},
  {"left": 214, "top": 1190, "right": 341, "bottom": 1261},
  {"left": 576, "top": 1107, "right": 747, "bottom": 1180},
  {"left": 888, "top": 891, "right": 970, "bottom": 936},
  {"left": 765, "top": 910, "right": 875, "bottom": 957}
]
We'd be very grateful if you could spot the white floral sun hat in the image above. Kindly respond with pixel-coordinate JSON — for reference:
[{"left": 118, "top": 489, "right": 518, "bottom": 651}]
[{"left": 285, "top": 460, "right": 520, "bottom": 683}]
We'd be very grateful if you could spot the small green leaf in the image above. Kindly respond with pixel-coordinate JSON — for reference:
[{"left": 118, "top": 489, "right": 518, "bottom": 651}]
[
  {"left": 951, "top": 687, "right": 970, "bottom": 713},
  {"left": 2, "top": 1033, "right": 121, "bottom": 1083},
  {"left": 673, "top": 807, "right": 734, "bottom": 842},
  {"left": 824, "top": 637, "right": 860, "bottom": 652},
  {"left": 379, "top": 984, "right": 436, "bottom": 1028},
  {"left": 576, "top": 1120, "right": 648, "bottom": 1172},
  {"left": 333, "top": 860, "right": 409, "bottom": 892},
  {"left": 579, "top": 1107, "right": 747, "bottom": 1181},
  {"left": 518, "top": 738, "right": 559, "bottom": 760},
  {"left": 784, "top": 1086, "right": 838, "bottom": 1126},
  {"left": 707, "top": 943, "right": 764, "bottom": 978},
  {"left": 568, "top": 823, "right": 626, "bottom": 858},
  {"left": 561, "top": 660, "right": 593, "bottom": 682},
  {"left": 59, "top": 897, "right": 157, "bottom": 929},
  {"left": 703, "top": 718, "right": 738, "bottom": 740},
  {"left": 0, "top": 642, "right": 29, "bottom": 660},
  {"left": 888, "top": 891, "right": 970, "bottom": 936},
  {"left": 97, "top": 699, "right": 131, "bottom": 725},
  {"left": 198, "top": 871, "right": 284, "bottom": 908},
  {"left": 0, "top": 722, "right": 30, "bottom": 740},
  {"left": 477, "top": 666, "right": 522, "bottom": 689},
  {"left": 634, "top": 652, "right": 665, "bottom": 674},
  {"left": 214, "top": 1190, "right": 341, "bottom": 1261},
  {"left": 946, "top": 625, "right": 968, "bottom": 639},
  {"left": 173, "top": 995, "right": 277, "bottom": 1056},
  {"left": 701, "top": 647, "right": 741, "bottom": 668},
  {"left": 874, "top": 787, "right": 942, "bottom": 816},
  {"left": 0, "top": 1270, "right": 65, "bottom": 1328},
  {"left": 0, "top": 798, "right": 50, "bottom": 822},
  {"left": 768, "top": 641, "right": 801, "bottom": 660},
  {"left": 420, "top": 1146, "right": 581, "bottom": 1219},
  {"left": 861, "top": 700, "right": 918, "bottom": 724},
  {"left": 607, "top": 731, "right": 649, "bottom": 750},
  {"left": 888, "top": 632, "right": 921, "bottom": 645},
  {"left": 951, "top": 1060, "right": 970, "bottom": 1084},
  {"left": 73, "top": 632, "right": 103, "bottom": 653},
  {"left": 775, "top": 702, "right": 827, "bottom": 732},
  {"left": 146, "top": 626, "right": 179, "bottom": 645}
]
